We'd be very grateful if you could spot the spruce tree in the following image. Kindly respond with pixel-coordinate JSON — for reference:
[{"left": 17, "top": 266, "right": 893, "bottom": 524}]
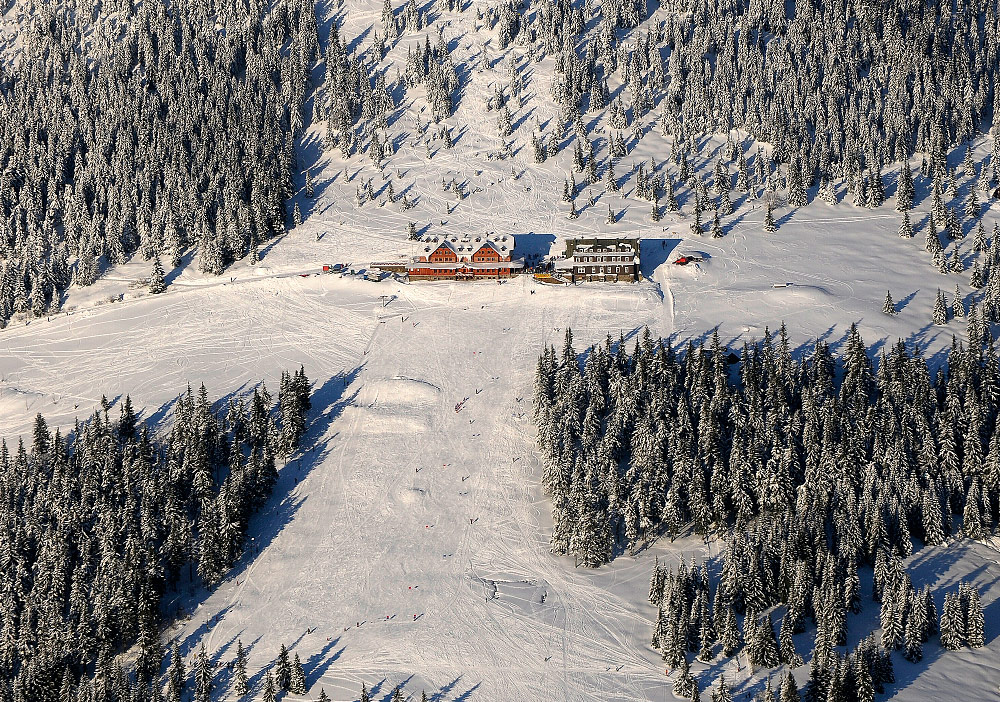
[
  {"left": 276, "top": 644, "right": 292, "bottom": 690},
  {"left": 932, "top": 289, "right": 948, "bottom": 325},
  {"left": 194, "top": 643, "right": 213, "bottom": 702},
  {"left": 233, "top": 640, "right": 249, "bottom": 697},
  {"left": 779, "top": 672, "right": 800, "bottom": 702},
  {"left": 940, "top": 593, "right": 964, "bottom": 650},
  {"left": 903, "top": 605, "right": 923, "bottom": 662},
  {"left": 149, "top": 256, "right": 166, "bottom": 294},
  {"left": 763, "top": 202, "right": 777, "bottom": 232},
  {"left": 168, "top": 643, "right": 186, "bottom": 699},
  {"left": 952, "top": 285, "right": 965, "bottom": 318},
  {"left": 778, "top": 613, "right": 802, "bottom": 666},
  {"left": 882, "top": 290, "right": 896, "bottom": 315},
  {"left": 898, "top": 210, "right": 913, "bottom": 238},
  {"left": 965, "top": 587, "right": 985, "bottom": 648},
  {"left": 690, "top": 208, "right": 704, "bottom": 237},
  {"left": 289, "top": 653, "right": 307, "bottom": 694},
  {"left": 895, "top": 165, "right": 914, "bottom": 211},
  {"left": 262, "top": 671, "right": 277, "bottom": 702}
]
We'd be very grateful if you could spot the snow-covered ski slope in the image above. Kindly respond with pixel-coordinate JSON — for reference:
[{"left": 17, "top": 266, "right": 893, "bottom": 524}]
[{"left": 4, "top": 271, "right": 1000, "bottom": 700}]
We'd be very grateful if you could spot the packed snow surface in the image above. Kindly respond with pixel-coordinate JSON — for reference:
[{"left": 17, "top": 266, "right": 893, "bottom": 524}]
[{"left": 3, "top": 266, "right": 1000, "bottom": 700}]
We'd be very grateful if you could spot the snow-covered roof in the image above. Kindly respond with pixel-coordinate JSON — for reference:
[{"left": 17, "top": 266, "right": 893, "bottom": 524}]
[{"left": 422, "top": 233, "right": 515, "bottom": 256}]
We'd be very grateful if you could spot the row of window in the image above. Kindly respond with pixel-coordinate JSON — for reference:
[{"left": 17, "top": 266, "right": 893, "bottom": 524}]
[
  {"left": 574, "top": 255, "right": 633, "bottom": 263},
  {"left": 575, "top": 266, "right": 633, "bottom": 274}
]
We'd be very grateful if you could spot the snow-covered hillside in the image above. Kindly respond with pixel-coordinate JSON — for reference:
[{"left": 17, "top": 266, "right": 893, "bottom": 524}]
[{"left": 2, "top": 267, "right": 1000, "bottom": 701}]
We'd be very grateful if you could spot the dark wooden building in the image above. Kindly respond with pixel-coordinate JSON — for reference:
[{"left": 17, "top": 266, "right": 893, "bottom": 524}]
[{"left": 564, "top": 238, "right": 640, "bottom": 282}]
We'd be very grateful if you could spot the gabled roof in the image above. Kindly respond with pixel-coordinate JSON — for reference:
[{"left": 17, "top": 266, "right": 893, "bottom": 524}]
[{"left": 421, "top": 234, "right": 515, "bottom": 257}]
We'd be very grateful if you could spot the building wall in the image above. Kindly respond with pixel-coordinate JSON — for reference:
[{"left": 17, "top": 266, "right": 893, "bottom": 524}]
[
  {"left": 408, "top": 266, "right": 516, "bottom": 280},
  {"left": 429, "top": 247, "right": 458, "bottom": 263},
  {"left": 570, "top": 259, "right": 638, "bottom": 282}
]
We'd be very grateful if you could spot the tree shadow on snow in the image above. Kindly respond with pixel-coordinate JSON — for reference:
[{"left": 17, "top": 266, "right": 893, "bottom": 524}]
[
  {"left": 158, "top": 365, "right": 364, "bottom": 673},
  {"left": 304, "top": 635, "right": 346, "bottom": 688}
]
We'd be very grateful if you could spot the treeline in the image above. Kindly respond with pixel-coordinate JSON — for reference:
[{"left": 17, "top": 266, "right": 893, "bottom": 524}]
[
  {"left": 0, "top": 0, "right": 318, "bottom": 327},
  {"left": 534, "top": 325, "right": 1000, "bottom": 566},
  {"left": 649, "top": 557, "right": 983, "bottom": 701},
  {"left": 0, "top": 368, "right": 310, "bottom": 701},
  {"left": 534, "top": 326, "right": 996, "bottom": 697}
]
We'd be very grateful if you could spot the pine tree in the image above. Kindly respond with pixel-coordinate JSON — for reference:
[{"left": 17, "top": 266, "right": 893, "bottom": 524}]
[
  {"left": 289, "top": 653, "right": 307, "bottom": 694},
  {"left": 606, "top": 205, "right": 616, "bottom": 225},
  {"left": 276, "top": 644, "right": 292, "bottom": 690},
  {"left": 965, "top": 587, "right": 985, "bottom": 648},
  {"left": 233, "top": 640, "right": 249, "bottom": 697},
  {"left": 763, "top": 202, "right": 777, "bottom": 232},
  {"left": 194, "top": 643, "right": 213, "bottom": 702},
  {"left": 898, "top": 210, "right": 913, "bottom": 238},
  {"left": 882, "top": 290, "right": 896, "bottom": 315},
  {"left": 149, "top": 256, "right": 166, "bottom": 294},
  {"left": 932, "top": 289, "right": 948, "bottom": 325},
  {"left": 262, "top": 671, "right": 277, "bottom": 702}
]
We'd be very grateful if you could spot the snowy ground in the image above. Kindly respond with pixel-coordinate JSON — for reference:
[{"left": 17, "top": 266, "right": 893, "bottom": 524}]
[{"left": 4, "top": 269, "right": 1000, "bottom": 700}]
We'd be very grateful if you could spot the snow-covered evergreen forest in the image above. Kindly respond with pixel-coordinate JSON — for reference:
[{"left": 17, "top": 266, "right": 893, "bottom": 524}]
[
  {"left": 0, "top": 369, "right": 310, "bottom": 701},
  {"left": 0, "top": 0, "right": 998, "bottom": 326},
  {"left": 0, "top": 0, "right": 318, "bottom": 326},
  {"left": 534, "top": 325, "right": 1000, "bottom": 699}
]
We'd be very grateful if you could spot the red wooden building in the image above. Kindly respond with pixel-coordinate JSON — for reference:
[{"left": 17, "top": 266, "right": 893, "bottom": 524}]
[{"left": 405, "top": 235, "right": 524, "bottom": 280}]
